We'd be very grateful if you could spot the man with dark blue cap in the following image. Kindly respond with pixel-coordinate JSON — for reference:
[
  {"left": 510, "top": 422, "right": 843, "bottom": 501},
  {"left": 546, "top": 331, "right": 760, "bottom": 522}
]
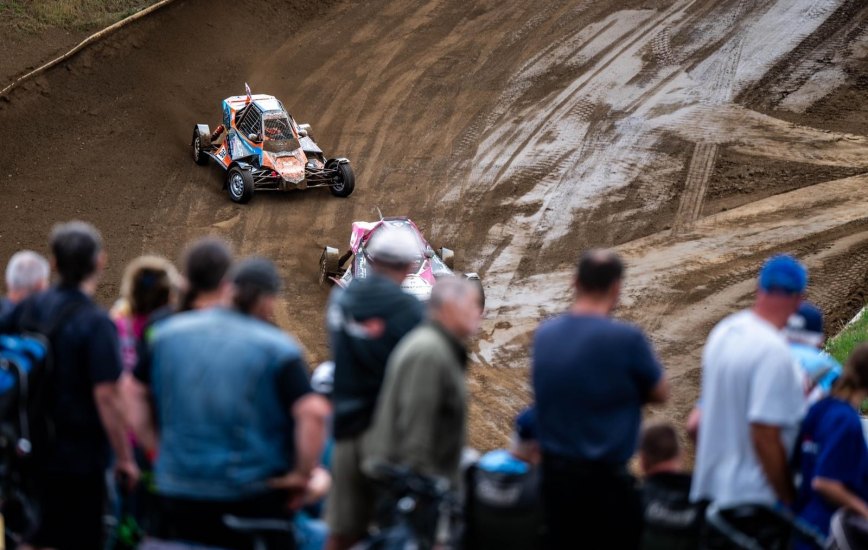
[
  {"left": 465, "top": 407, "right": 543, "bottom": 550},
  {"left": 786, "top": 302, "right": 842, "bottom": 399},
  {"left": 691, "top": 255, "right": 808, "bottom": 547}
]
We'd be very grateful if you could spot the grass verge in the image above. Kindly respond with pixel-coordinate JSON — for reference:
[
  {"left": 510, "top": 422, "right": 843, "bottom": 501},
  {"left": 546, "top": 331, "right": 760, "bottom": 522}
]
[
  {"left": 0, "top": 0, "right": 159, "bottom": 31},
  {"left": 827, "top": 307, "right": 868, "bottom": 364}
]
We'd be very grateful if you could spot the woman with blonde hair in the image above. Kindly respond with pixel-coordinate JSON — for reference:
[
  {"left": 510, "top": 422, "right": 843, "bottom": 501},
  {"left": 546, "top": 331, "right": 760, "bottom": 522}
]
[
  {"left": 795, "top": 343, "right": 868, "bottom": 548},
  {"left": 110, "top": 255, "right": 180, "bottom": 371}
]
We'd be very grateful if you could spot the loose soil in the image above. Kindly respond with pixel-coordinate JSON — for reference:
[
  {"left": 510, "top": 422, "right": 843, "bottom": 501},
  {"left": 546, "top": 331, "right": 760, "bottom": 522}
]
[{"left": 1, "top": 0, "right": 867, "bottom": 450}]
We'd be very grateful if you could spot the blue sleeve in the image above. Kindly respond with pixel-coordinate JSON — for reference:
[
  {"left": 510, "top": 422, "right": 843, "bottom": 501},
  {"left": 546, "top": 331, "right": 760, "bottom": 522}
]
[
  {"left": 630, "top": 328, "right": 662, "bottom": 399},
  {"left": 815, "top": 414, "right": 866, "bottom": 488},
  {"left": 87, "top": 314, "right": 123, "bottom": 385}
]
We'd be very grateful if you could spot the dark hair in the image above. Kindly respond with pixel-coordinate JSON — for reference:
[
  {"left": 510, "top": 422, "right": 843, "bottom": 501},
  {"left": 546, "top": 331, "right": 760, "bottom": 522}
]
[
  {"left": 120, "top": 256, "right": 179, "bottom": 316},
  {"left": 833, "top": 344, "right": 868, "bottom": 398},
  {"left": 576, "top": 249, "right": 624, "bottom": 293},
  {"left": 231, "top": 258, "right": 281, "bottom": 316},
  {"left": 179, "top": 237, "right": 232, "bottom": 311},
  {"left": 50, "top": 221, "right": 103, "bottom": 286},
  {"left": 233, "top": 283, "right": 264, "bottom": 315},
  {"left": 639, "top": 422, "right": 680, "bottom": 468},
  {"left": 132, "top": 269, "right": 171, "bottom": 315}
]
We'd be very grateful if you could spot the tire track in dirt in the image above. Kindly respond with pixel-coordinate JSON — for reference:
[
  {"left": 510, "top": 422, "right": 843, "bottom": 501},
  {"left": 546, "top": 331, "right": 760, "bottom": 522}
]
[
  {"left": 671, "top": 142, "right": 718, "bottom": 233},
  {"left": 2, "top": 0, "right": 866, "bottom": 450}
]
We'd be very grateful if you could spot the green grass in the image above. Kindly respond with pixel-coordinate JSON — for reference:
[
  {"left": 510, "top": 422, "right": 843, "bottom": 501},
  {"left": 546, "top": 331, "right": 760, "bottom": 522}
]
[
  {"left": 827, "top": 307, "right": 868, "bottom": 365},
  {"left": 0, "top": 0, "right": 159, "bottom": 31}
]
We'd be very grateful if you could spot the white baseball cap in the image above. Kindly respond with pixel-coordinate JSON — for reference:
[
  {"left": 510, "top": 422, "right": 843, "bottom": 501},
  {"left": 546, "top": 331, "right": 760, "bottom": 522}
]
[{"left": 365, "top": 226, "right": 421, "bottom": 265}]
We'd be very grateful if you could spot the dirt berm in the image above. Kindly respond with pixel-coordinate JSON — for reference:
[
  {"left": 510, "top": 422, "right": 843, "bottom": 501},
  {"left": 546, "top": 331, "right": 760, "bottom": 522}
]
[{"left": 1, "top": 0, "right": 867, "bottom": 448}]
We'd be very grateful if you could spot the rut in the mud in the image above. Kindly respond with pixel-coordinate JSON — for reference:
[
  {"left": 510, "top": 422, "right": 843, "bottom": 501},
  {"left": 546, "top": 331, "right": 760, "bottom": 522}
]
[{"left": 1, "top": 0, "right": 866, "bottom": 448}]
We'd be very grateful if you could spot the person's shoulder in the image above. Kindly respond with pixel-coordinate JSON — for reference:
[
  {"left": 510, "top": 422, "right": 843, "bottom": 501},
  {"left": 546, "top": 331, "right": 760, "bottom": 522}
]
[
  {"left": 390, "top": 324, "right": 441, "bottom": 361},
  {"left": 644, "top": 471, "right": 693, "bottom": 491},
  {"left": 609, "top": 318, "right": 648, "bottom": 338},
  {"left": 399, "top": 323, "right": 440, "bottom": 348},
  {"left": 710, "top": 309, "right": 751, "bottom": 334},
  {"left": 150, "top": 308, "right": 212, "bottom": 339},
  {"left": 241, "top": 315, "right": 302, "bottom": 357},
  {"left": 536, "top": 313, "right": 578, "bottom": 335},
  {"left": 824, "top": 398, "right": 862, "bottom": 429}
]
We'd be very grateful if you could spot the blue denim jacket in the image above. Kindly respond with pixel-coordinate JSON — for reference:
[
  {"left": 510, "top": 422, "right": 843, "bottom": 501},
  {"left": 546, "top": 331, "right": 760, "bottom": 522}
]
[{"left": 150, "top": 308, "right": 303, "bottom": 500}]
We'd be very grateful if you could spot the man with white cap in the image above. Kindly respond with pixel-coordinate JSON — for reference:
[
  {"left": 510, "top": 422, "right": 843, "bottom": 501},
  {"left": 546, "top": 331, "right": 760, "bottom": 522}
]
[{"left": 325, "top": 226, "right": 426, "bottom": 550}]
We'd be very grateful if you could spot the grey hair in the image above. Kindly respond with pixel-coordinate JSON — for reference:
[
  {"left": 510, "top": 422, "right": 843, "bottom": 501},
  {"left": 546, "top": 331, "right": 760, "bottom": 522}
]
[
  {"left": 5, "top": 250, "right": 50, "bottom": 293},
  {"left": 429, "top": 276, "right": 479, "bottom": 312}
]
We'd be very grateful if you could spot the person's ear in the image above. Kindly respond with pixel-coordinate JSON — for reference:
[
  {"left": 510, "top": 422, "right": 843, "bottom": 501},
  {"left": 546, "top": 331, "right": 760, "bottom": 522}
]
[
  {"left": 96, "top": 251, "right": 108, "bottom": 272},
  {"left": 609, "top": 280, "right": 622, "bottom": 307}
]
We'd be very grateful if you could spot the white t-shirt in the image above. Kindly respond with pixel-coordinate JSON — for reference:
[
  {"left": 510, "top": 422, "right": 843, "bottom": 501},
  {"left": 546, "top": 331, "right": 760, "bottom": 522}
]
[{"left": 691, "top": 310, "right": 805, "bottom": 506}]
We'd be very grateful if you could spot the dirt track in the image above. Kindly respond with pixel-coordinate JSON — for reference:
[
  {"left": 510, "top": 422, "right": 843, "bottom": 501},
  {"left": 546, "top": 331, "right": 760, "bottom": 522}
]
[{"left": 1, "top": 0, "right": 867, "bottom": 449}]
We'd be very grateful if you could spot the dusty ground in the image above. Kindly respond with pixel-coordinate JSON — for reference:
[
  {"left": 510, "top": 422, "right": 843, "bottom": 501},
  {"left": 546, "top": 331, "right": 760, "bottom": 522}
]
[{"left": 1, "top": 0, "right": 866, "bottom": 450}]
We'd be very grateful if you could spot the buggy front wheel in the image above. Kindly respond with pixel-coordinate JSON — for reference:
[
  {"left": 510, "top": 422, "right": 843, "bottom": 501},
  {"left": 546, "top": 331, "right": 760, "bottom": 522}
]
[
  {"left": 226, "top": 166, "right": 254, "bottom": 204},
  {"left": 329, "top": 162, "right": 355, "bottom": 198}
]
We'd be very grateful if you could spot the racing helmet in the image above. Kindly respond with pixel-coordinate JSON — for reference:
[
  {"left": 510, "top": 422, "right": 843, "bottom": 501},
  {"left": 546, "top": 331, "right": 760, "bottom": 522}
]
[{"left": 365, "top": 225, "right": 422, "bottom": 266}]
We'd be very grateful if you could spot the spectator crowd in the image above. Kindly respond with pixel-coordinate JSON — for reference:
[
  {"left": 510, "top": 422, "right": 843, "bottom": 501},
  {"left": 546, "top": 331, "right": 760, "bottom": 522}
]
[{"left": 1, "top": 220, "right": 867, "bottom": 550}]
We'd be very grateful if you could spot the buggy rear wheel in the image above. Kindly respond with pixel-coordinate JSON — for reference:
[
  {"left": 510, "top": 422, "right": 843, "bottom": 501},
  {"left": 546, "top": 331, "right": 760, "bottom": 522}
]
[
  {"left": 192, "top": 125, "right": 210, "bottom": 166},
  {"left": 329, "top": 162, "right": 355, "bottom": 198},
  {"left": 226, "top": 166, "right": 254, "bottom": 204},
  {"left": 320, "top": 247, "right": 340, "bottom": 286}
]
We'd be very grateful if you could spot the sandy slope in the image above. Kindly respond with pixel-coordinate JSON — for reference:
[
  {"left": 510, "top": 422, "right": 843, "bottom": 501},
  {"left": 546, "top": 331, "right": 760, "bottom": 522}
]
[{"left": 0, "top": 0, "right": 866, "bottom": 448}]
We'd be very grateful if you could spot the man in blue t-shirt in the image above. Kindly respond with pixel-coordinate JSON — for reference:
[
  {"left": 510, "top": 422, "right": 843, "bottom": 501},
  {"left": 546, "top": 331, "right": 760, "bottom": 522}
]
[
  {"left": 532, "top": 249, "right": 669, "bottom": 549},
  {"left": 1, "top": 222, "right": 137, "bottom": 550}
]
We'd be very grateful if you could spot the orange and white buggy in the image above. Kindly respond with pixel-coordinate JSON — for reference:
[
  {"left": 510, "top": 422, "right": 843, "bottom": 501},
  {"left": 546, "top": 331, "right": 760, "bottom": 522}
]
[{"left": 191, "top": 84, "right": 355, "bottom": 203}]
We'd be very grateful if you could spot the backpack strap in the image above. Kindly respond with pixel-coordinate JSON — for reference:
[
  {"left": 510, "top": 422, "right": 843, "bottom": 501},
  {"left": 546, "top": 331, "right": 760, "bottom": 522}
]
[{"left": 16, "top": 296, "right": 90, "bottom": 454}]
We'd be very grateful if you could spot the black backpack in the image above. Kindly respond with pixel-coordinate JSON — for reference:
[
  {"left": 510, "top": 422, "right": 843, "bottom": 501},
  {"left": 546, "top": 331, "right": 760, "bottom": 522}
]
[{"left": 0, "top": 298, "right": 87, "bottom": 542}]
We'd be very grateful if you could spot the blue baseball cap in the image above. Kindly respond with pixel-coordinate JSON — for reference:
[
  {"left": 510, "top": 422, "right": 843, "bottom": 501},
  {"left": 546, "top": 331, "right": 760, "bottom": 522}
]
[
  {"left": 515, "top": 407, "right": 537, "bottom": 441},
  {"left": 758, "top": 255, "right": 807, "bottom": 294}
]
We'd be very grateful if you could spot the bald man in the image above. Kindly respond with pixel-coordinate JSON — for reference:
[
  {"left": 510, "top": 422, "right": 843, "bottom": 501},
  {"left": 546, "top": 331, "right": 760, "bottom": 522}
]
[{"left": 364, "top": 277, "right": 483, "bottom": 488}]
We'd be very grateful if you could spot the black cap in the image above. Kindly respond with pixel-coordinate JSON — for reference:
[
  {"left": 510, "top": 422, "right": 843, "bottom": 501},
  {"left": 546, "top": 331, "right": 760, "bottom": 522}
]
[
  {"left": 231, "top": 257, "right": 282, "bottom": 294},
  {"left": 515, "top": 407, "right": 537, "bottom": 441}
]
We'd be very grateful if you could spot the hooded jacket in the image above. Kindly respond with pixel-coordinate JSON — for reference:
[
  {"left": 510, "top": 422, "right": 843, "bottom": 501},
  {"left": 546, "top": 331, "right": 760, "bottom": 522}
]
[{"left": 327, "top": 272, "right": 425, "bottom": 440}]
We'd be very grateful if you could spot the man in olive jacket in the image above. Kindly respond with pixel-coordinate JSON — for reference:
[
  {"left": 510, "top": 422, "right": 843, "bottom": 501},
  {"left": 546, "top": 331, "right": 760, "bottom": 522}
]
[{"left": 364, "top": 277, "right": 483, "bottom": 486}]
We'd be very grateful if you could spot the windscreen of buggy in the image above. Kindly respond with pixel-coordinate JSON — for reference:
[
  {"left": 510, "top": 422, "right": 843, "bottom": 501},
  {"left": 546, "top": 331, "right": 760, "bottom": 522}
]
[{"left": 261, "top": 112, "right": 301, "bottom": 153}]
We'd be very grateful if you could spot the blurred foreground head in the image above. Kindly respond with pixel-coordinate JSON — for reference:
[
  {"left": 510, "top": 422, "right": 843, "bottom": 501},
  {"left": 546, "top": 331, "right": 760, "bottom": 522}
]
[
  {"left": 180, "top": 236, "right": 233, "bottom": 311},
  {"left": 120, "top": 255, "right": 180, "bottom": 317},
  {"left": 5, "top": 250, "right": 50, "bottom": 302},
  {"left": 639, "top": 422, "right": 682, "bottom": 476},
  {"left": 574, "top": 249, "right": 624, "bottom": 312},
  {"left": 231, "top": 257, "right": 282, "bottom": 323},
  {"left": 50, "top": 221, "right": 104, "bottom": 288},
  {"left": 786, "top": 302, "right": 825, "bottom": 348},
  {"left": 429, "top": 276, "right": 483, "bottom": 340},
  {"left": 364, "top": 226, "right": 420, "bottom": 283},
  {"left": 833, "top": 343, "right": 868, "bottom": 403},
  {"left": 755, "top": 254, "right": 807, "bottom": 328}
]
